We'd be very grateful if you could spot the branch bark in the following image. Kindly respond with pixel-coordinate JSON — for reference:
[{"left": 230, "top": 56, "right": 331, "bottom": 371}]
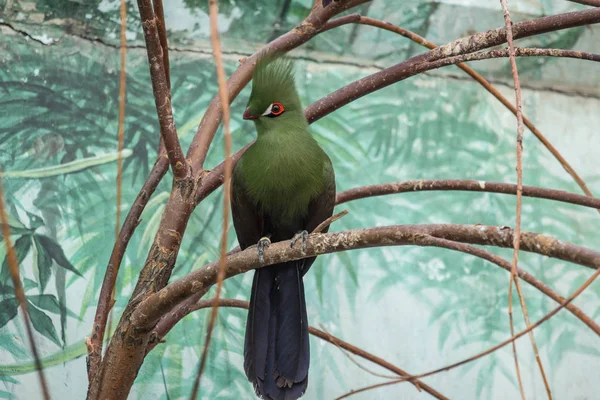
[
  {"left": 132, "top": 224, "right": 600, "bottom": 333},
  {"left": 335, "top": 179, "right": 600, "bottom": 209},
  {"left": 137, "top": 0, "right": 189, "bottom": 180},
  {"left": 499, "top": 1, "right": 529, "bottom": 398}
]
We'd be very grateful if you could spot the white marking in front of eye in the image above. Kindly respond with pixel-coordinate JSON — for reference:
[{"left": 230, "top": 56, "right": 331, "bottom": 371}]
[{"left": 262, "top": 103, "right": 273, "bottom": 116}]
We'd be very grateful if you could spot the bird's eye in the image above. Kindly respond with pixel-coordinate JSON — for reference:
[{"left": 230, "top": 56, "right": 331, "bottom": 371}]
[{"left": 262, "top": 102, "right": 285, "bottom": 118}]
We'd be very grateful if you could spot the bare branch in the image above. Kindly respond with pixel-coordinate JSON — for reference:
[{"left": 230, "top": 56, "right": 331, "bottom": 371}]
[
  {"left": 149, "top": 229, "right": 600, "bottom": 352},
  {"left": 0, "top": 178, "right": 50, "bottom": 400},
  {"left": 137, "top": 0, "right": 189, "bottom": 180},
  {"left": 312, "top": 209, "right": 349, "bottom": 233},
  {"left": 498, "top": 2, "right": 534, "bottom": 398},
  {"left": 132, "top": 224, "right": 600, "bottom": 331},
  {"left": 335, "top": 179, "right": 600, "bottom": 209},
  {"left": 328, "top": 15, "right": 596, "bottom": 199},
  {"left": 152, "top": 0, "right": 170, "bottom": 90}
]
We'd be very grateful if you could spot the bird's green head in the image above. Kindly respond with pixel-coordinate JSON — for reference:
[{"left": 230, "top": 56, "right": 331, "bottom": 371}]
[{"left": 243, "top": 56, "right": 304, "bottom": 129}]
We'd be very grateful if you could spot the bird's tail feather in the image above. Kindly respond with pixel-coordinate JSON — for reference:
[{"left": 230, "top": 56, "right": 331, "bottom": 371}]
[{"left": 244, "top": 262, "right": 309, "bottom": 400}]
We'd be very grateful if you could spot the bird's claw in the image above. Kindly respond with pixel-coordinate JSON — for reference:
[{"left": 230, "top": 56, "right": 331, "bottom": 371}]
[
  {"left": 290, "top": 230, "right": 309, "bottom": 254},
  {"left": 257, "top": 236, "right": 271, "bottom": 265}
]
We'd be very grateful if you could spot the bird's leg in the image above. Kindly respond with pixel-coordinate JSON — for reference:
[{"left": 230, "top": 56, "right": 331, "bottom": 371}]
[
  {"left": 290, "top": 230, "right": 309, "bottom": 254},
  {"left": 257, "top": 236, "right": 271, "bottom": 265}
]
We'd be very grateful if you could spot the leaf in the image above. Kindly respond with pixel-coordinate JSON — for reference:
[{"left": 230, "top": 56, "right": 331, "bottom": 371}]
[
  {"left": 28, "top": 295, "right": 79, "bottom": 320},
  {"left": 0, "top": 298, "right": 18, "bottom": 328},
  {"left": 34, "top": 234, "right": 82, "bottom": 277},
  {"left": 0, "top": 376, "right": 18, "bottom": 384},
  {"left": 0, "top": 332, "right": 29, "bottom": 360},
  {"left": 1, "top": 149, "right": 133, "bottom": 179},
  {"left": 1, "top": 235, "right": 32, "bottom": 283},
  {"left": 25, "top": 211, "right": 44, "bottom": 231},
  {"left": 32, "top": 236, "right": 53, "bottom": 292},
  {"left": 0, "top": 389, "right": 12, "bottom": 398},
  {"left": 22, "top": 278, "right": 38, "bottom": 292},
  {"left": 27, "top": 304, "right": 61, "bottom": 347}
]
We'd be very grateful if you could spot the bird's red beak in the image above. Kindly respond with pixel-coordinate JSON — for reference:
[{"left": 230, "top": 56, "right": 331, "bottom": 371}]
[{"left": 243, "top": 108, "right": 259, "bottom": 120}]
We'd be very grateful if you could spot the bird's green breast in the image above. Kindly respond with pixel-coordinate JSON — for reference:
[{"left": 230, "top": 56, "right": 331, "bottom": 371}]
[{"left": 234, "top": 130, "right": 329, "bottom": 222}]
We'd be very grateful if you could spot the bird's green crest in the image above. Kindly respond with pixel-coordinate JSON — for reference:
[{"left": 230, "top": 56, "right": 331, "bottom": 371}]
[{"left": 246, "top": 55, "right": 303, "bottom": 117}]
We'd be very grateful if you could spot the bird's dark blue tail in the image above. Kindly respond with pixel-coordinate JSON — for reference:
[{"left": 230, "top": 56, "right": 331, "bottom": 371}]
[{"left": 244, "top": 261, "right": 309, "bottom": 400}]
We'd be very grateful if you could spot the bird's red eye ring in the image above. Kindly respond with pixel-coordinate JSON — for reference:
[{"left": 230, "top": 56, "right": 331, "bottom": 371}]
[{"left": 271, "top": 102, "right": 285, "bottom": 116}]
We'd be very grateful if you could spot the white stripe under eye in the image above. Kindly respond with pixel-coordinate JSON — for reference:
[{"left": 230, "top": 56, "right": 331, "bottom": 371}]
[{"left": 262, "top": 104, "right": 273, "bottom": 116}]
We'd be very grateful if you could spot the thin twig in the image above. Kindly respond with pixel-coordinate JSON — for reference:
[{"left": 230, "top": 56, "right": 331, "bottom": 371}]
[
  {"left": 189, "top": 0, "right": 233, "bottom": 397},
  {"left": 312, "top": 209, "right": 348, "bottom": 234},
  {"left": 0, "top": 177, "right": 50, "bottom": 400},
  {"left": 499, "top": 2, "right": 530, "bottom": 399},
  {"left": 104, "top": 0, "right": 128, "bottom": 381},
  {"left": 333, "top": 15, "right": 595, "bottom": 199},
  {"left": 317, "top": 324, "right": 403, "bottom": 381},
  {"left": 334, "top": 263, "right": 600, "bottom": 399}
]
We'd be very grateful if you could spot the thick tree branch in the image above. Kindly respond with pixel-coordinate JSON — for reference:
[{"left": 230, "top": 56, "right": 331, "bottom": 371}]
[
  {"left": 328, "top": 15, "right": 595, "bottom": 199},
  {"left": 137, "top": 0, "right": 189, "bottom": 180},
  {"left": 132, "top": 224, "right": 600, "bottom": 332},
  {"left": 149, "top": 227, "right": 600, "bottom": 349},
  {"left": 335, "top": 179, "right": 600, "bottom": 209}
]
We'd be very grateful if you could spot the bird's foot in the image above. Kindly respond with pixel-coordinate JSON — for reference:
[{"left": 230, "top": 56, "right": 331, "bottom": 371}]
[
  {"left": 257, "top": 236, "right": 271, "bottom": 265},
  {"left": 290, "top": 230, "right": 309, "bottom": 254}
]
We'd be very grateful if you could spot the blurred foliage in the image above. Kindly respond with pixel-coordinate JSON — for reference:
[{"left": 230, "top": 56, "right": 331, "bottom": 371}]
[{"left": 0, "top": 0, "right": 599, "bottom": 399}]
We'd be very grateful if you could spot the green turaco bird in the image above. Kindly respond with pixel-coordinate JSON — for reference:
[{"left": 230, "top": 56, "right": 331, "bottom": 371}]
[{"left": 231, "top": 56, "right": 336, "bottom": 399}]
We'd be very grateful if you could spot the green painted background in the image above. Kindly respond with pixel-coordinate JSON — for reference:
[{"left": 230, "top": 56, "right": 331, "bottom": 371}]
[{"left": 0, "top": 0, "right": 599, "bottom": 399}]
